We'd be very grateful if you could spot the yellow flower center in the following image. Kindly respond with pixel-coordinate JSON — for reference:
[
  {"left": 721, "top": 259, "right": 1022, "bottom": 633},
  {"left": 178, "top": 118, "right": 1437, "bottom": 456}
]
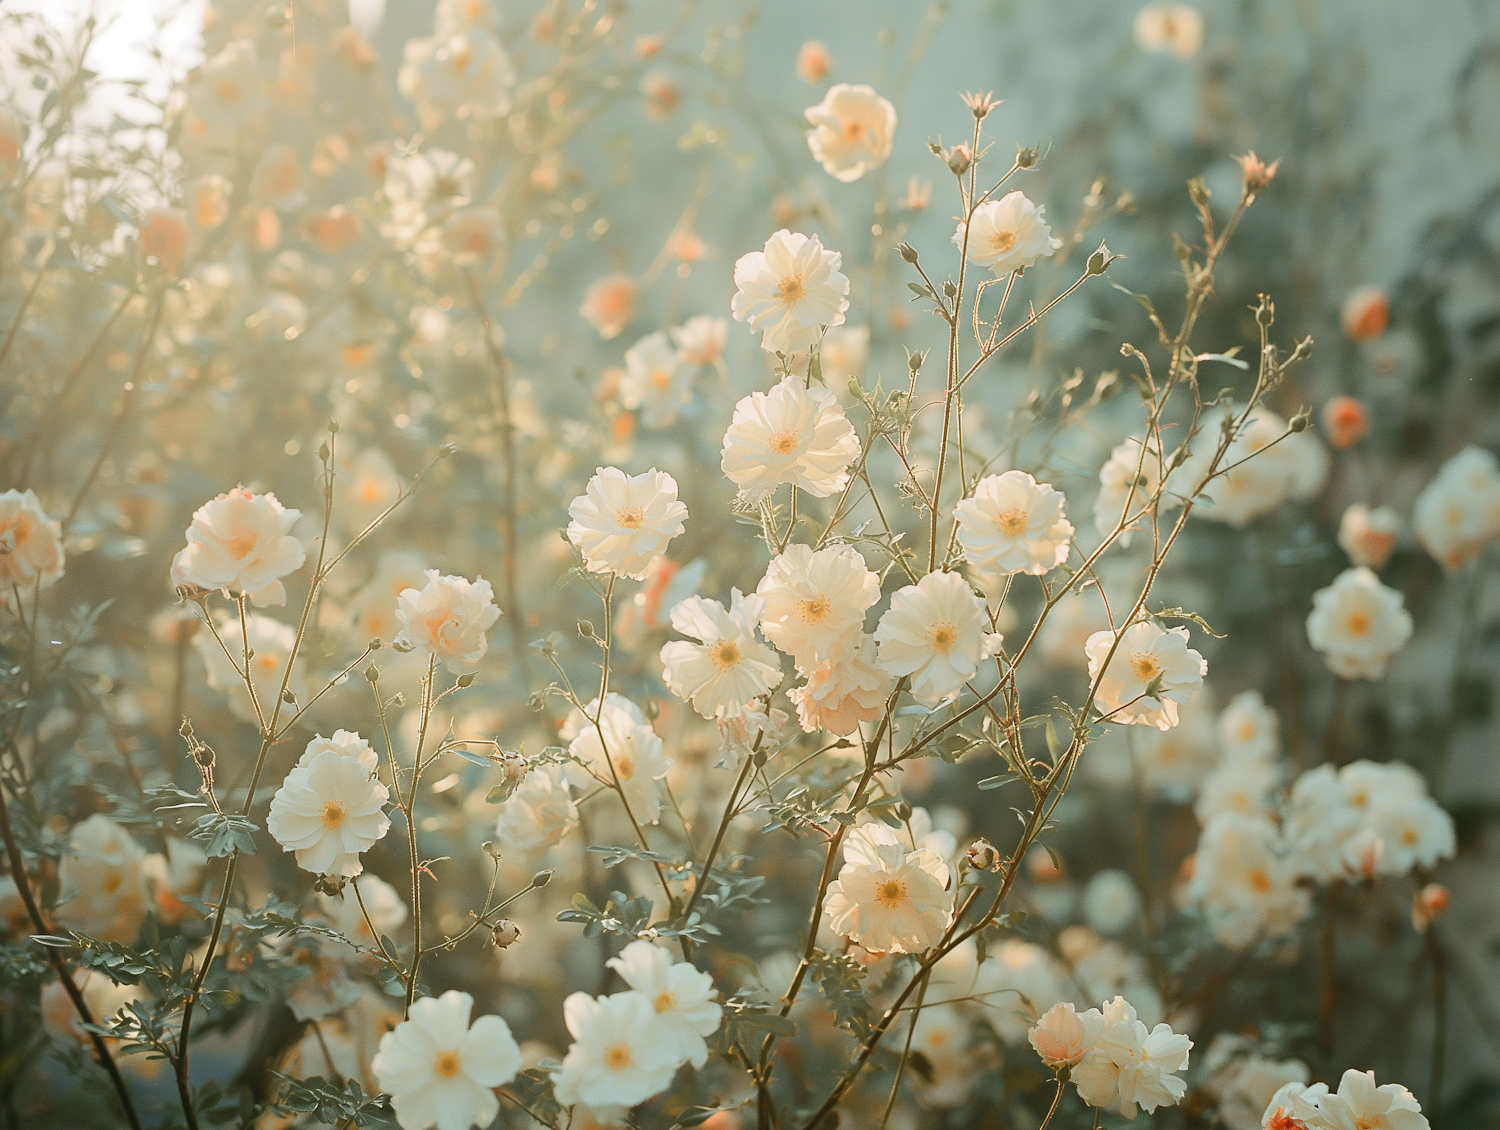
[
  {"left": 226, "top": 531, "right": 259, "bottom": 559},
  {"left": 615, "top": 754, "right": 635, "bottom": 780},
  {"left": 928, "top": 622, "right": 958, "bottom": 652},
  {"left": 1345, "top": 610, "right": 1372, "bottom": 636},
  {"left": 777, "top": 276, "right": 804, "bottom": 303},
  {"left": 649, "top": 368, "right": 672, "bottom": 391},
  {"left": 320, "top": 800, "right": 348, "bottom": 830},
  {"left": 712, "top": 640, "right": 741, "bottom": 669},
  {"left": 104, "top": 872, "right": 122, "bottom": 895},
  {"left": 768, "top": 430, "right": 801, "bottom": 455},
  {"left": 1356, "top": 1118, "right": 1381, "bottom": 1130},
  {"left": 996, "top": 508, "right": 1029, "bottom": 536},
  {"left": 876, "top": 879, "right": 907, "bottom": 907},
  {"left": 616, "top": 506, "right": 645, "bottom": 529},
  {"left": 1247, "top": 868, "right": 1272, "bottom": 894},
  {"left": 604, "top": 1044, "right": 632, "bottom": 1069},
  {"left": 990, "top": 229, "right": 1017, "bottom": 254},
  {"left": 654, "top": 991, "right": 676, "bottom": 1013},
  {"left": 842, "top": 119, "right": 865, "bottom": 140},
  {"left": 213, "top": 79, "right": 241, "bottom": 104},
  {"left": 1130, "top": 653, "right": 1162, "bottom": 683},
  {"left": 434, "top": 1050, "right": 462, "bottom": 1078},
  {"left": 1402, "top": 829, "right": 1417, "bottom": 845},
  {"left": 798, "top": 596, "right": 833, "bottom": 623}
]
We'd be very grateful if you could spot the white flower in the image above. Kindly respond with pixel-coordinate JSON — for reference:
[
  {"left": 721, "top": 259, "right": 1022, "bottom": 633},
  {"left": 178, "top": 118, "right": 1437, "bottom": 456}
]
[
  {"left": 193, "top": 612, "right": 308, "bottom": 725},
  {"left": 606, "top": 941, "right": 722, "bottom": 1068},
  {"left": 874, "top": 571, "right": 1003, "bottom": 705},
  {"left": 1133, "top": 696, "right": 1218, "bottom": 799},
  {"left": 1194, "top": 757, "right": 1277, "bottom": 824},
  {"left": 371, "top": 990, "right": 521, "bottom": 1130},
  {"left": 267, "top": 746, "right": 391, "bottom": 877},
  {"left": 1305, "top": 566, "right": 1412, "bottom": 679},
  {"left": 670, "top": 315, "right": 728, "bottom": 366},
  {"left": 398, "top": 27, "right": 515, "bottom": 130},
  {"left": 56, "top": 815, "right": 149, "bottom": 943},
  {"left": 1029, "top": 1002, "right": 1103, "bottom": 1068},
  {"left": 298, "top": 729, "right": 379, "bottom": 772},
  {"left": 1082, "top": 870, "right": 1141, "bottom": 936},
  {"left": 0, "top": 489, "right": 64, "bottom": 588},
  {"left": 1299, "top": 1069, "right": 1431, "bottom": 1130},
  {"left": 1186, "top": 813, "right": 1309, "bottom": 950},
  {"left": 1072, "top": 995, "right": 1193, "bottom": 1119},
  {"left": 1176, "top": 407, "right": 1326, "bottom": 528},
  {"left": 1094, "top": 438, "right": 1171, "bottom": 545},
  {"left": 495, "top": 764, "right": 578, "bottom": 853},
  {"left": 955, "top": 471, "right": 1074, "bottom": 576},
  {"left": 1085, "top": 621, "right": 1207, "bottom": 729},
  {"left": 1217, "top": 690, "right": 1280, "bottom": 762},
  {"left": 804, "top": 83, "right": 895, "bottom": 182},
  {"left": 1413, "top": 445, "right": 1500, "bottom": 571},
  {"left": 1338, "top": 504, "right": 1400, "bottom": 570},
  {"left": 567, "top": 467, "right": 689, "bottom": 580},
  {"left": 347, "top": 550, "right": 430, "bottom": 643},
  {"left": 1072, "top": 941, "right": 1165, "bottom": 1028},
  {"left": 338, "top": 447, "right": 403, "bottom": 536},
  {"left": 788, "top": 633, "right": 892, "bottom": 736},
  {"left": 731, "top": 230, "right": 850, "bottom": 354},
  {"left": 1205, "top": 1045, "right": 1309, "bottom": 1130},
  {"left": 1368, "top": 791, "right": 1455, "bottom": 876},
  {"left": 976, "top": 939, "right": 1072, "bottom": 1044},
  {"left": 580, "top": 274, "right": 638, "bottom": 341},
  {"left": 660, "top": 590, "right": 784, "bottom": 720},
  {"left": 1262, "top": 1082, "right": 1332, "bottom": 1130},
  {"left": 621, "top": 331, "right": 695, "bottom": 429},
  {"left": 721, "top": 375, "right": 860, "bottom": 503},
  {"left": 1282, "top": 765, "right": 1364, "bottom": 884},
  {"left": 824, "top": 822, "right": 952, "bottom": 954},
  {"left": 953, "top": 191, "right": 1062, "bottom": 275},
  {"left": 171, "top": 487, "right": 305, "bottom": 606},
  {"left": 319, "top": 873, "right": 407, "bottom": 949},
  {"left": 1134, "top": 5, "right": 1204, "bottom": 57},
  {"left": 819, "top": 325, "right": 869, "bottom": 390},
  {"left": 567, "top": 695, "right": 673, "bottom": 824},
  {"left": 1284, "top": 760, "right": 1456, "bottom": 880},
  {"left": 756, "top": 543, "right": 880, "bottom": 667},
  {"left": 394, "top": 570, "right": 501, "bottom": 672},
  {"left": 906, "top": 1004, "right": 983, "bottom": 1108},
  {"left": 382, "top": 148, "right": 475, "bottom": 247},
  {"left": 552, "top": 991, "right": 681, "bottom": 1110}
]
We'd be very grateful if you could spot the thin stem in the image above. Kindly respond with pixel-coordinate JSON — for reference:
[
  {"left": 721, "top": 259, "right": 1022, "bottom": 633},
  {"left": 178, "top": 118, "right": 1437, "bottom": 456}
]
[{"left": 403, "top": 654, "right": 438, "bottom": 1018}]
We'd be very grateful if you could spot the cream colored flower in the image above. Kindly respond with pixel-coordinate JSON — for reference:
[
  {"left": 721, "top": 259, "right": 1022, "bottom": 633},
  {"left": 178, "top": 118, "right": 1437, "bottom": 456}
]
[
  {"left": 552, "top": 991, "right": 680, "bottom": 1110},
  {"left": 1084, "top": 621, "right": 1207, "bottom": 729},
  {"left": 731, "top": 230, "right": 850, "bottom": 354},
  {"left": 1186, "top": 813, "right": 1309, "bottom": 950},
  {"left": 1072, "top": 996, "right": 1193, "bottom": 1118},
  {"left": 804, "top": 83, "right": 895, "bottom": 182},
  {"left": 566, "top": 467, "right": 688, "bottom": 580},
  {"left": 494, "top": 763, "right": 578, "bottom": 854},
  {"left": 755, "top": 543, "right": 880, "bottom": 667},
  {"left": 267, "top": 746, "right": 391, "bottom": 877},
  {"left": 394, "top": 570, "right": 501, "bottom": 672},
  {"left": 954, "top": 191, "right": 1062, "bottom": 275},
  {"left": 1133, "top": 4, "right": 1205, "bottom": 58},
  {"left": 660, "top": 589, "right": 783, "bottom": 720},
  {"left": 1305, "top": 566, "right": 1412, "bottom": 679},
  {"left": 1176, "top": 406, "right": 1326, "bottom": 528},
  {"left": 670, "top": 315, "right": 728, "bottom": 366},
  {"left": 788, "top": 633, "right": 892, "bottom": 736},
  {"left": 606, "top": 941, "right": 722, "bottom": 1068},
  {"left": 579, "top": 274, "right": 638, "bottom": 340},
  {"left": 0, "top": 489, "right": 64, "bottom": 589},
  {"left": 1337, "top": 504, "right": 1400, "bottom": 570},
  {"left": 371, "top": 991, "right": 521, "bottom": 1130},
  {"left": 56, "top": 815, "right": 149, "bottom": 943},
  {"left": 796, "top": 40, "right": 834, "bottom": 84},
  {"left": 1217, "top": 690, "right": 1280, "bottom": 762},
  {"left": 721, "top": 375, "right": 860, "bottom": 503},
  {"left": 955, "top": 471, "right": 1074, "bottom": 576},
  {"left": 141, "top": 839, "right": 207, "bottom": 926},
  {"left": 567, "top": 694, "right": 673, "bottom": 824},
  {"left": 1307, "top": 1070, "right": 1431, "bottom": 1130},
  {"left": 620, "top": 331, "right": 694, "bottom": 429},
  {"left": 1029, "top": 1002, "right": 1103, "bottom": 1069},
  {"left": 874, "top": 571, "right": 1003, "bottom": 704},
  {"left": 1413, "top": 446, "right": 1500, "bottom": 571},
  {"left": 171, "top": 487, "right": 305, "bottom": 606},
  {"left": 1094, "top": 437, "right": 1170, "bottom": 545},
  {"left": 398, "top": 27, "right": 515, "bottom": 129},
  {"left": 824, "top": 823, "right": 952, "bottom": 954},
  {"left": 338, "top": 447, "right": 403, "bottom": 536},
  {"left": 193, "top": 612, "right": 309, "bottom": 725}
]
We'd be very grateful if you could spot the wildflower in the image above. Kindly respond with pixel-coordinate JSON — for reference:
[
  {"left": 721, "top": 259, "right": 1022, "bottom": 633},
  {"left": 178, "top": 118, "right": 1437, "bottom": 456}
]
[
  {"left": 1175, "top": 406, "right": 1328, "bottom": 528},
  {"left": 189, "top": 175, "right": 232, "bottom": 229},
  {"left": 1085, "top": 621, "right": 1207, "bottom": 729},
  {"left": 1195, "top": 757, "right": 1278, "bottom": 823},
  {"left": 660, "top": 590, "right": 783, "bottom": 720},
  {"left": 639, "top": 71, "right": 679, "bottom": 120},
  {"left": 1341, "top": 286, "right": 1389, "bottom": 342},
  {"left": 1321, "top": 396, "right": 1367, "bottom": 449},
  {"left": 193, "top": 612, "right": 309, "bottom": 725},
  {"left": 139, "top": 208, "right": 193, "bottom": 275},
  {"left": 1133, "top": 4, "right": 1205, "bottom": 58},
  {"left": 875, "top": 571, "right": 1004, "bottom": 704},
  {"left": 0, "top": 489, "right": 64, "bottom": 588},
  {"left": 605, "top": 941, "right": 722, "bottom": 1067},
  {"left": 977, "top": 939, "right": 1074, "bottom": 1043},
  {"left": 1307, "top": 1070, "right": 1432, "bottom": 1130},
  {"left": 954, "top": 191, "right": 1062, "bottom": 275},
  {"left": 1132, "top": 698, "right": 1218, "bottom": 799},
  {"left": 566, "top": 467, "right": 689, "bottom": 579},
  {"left": 1411, "top": 883, "right": 1450, "bottom": 932},
  {"left": 1029, "top": 1002, "right": 1101, "bottom": 1069},
  {"left": 1094, "top": 437, "right": 1170, "bottom": 544},
  {"left": 954, "top": 471, "right": 1074, "bottom": 576},
  {"left": 1262, "top": 1082, "right": 1332, "bottom": 1130},
  {"left": 1305, "top": 566, "right": 1412, "bottom": 679},
  {"left": 252, "top": 143, "right": 304, "bottom": 208},
  {"left": 824, "top": 822, "right": 953, "bottom": 954},
  {"left": 566, "top": 695, "right": 673, "bottom": 824},
  {"left": 1413, "top": 446, "right": 1500, "bottom": 570},
  {"left": 371, "top": 991, "right": 522, "bottom": 1130},
  {"left": 671, "top": 315, "right": 728, "bottom": 366},
  {"left": 580, "top": 274, "right": 639, "bottom": 340},
  {"left": 1072, "top": 996, "right": 1193, "bottom": 1118},
  {"left": 297, "top": 730, "right": 379, "bottom": 771},
  {"left": 1186, "top": 814, "right": 1310, "bottom": 950},
  {"left": 788, "top": 633, "right": 892, "bottom": 736},
  {"left": 337, "top": 447, "right": 403, "bottom": 537},
  {"left": 171, "top": 487, "right": 306, "bottom": 606},
  {"left": 1216, "top": 690, "right": 1280, "bottom": 762},
  {"left": 439, "top": 206, "right": 500, "bottom": 264},
  {"left": 301, "top": 205, "right": 362, "bottom": 254},
  {"left": 621, "top": 331, "right": 695, "bottom": 428},
  {"left": 819, "top": 324, "right": 869, "bottom": 387},
  {"left": 731, "top": 230, "right": 850, "bottom": 354},
  {"left": 56, "top": 816, "right": 149, "bottom": 943},
  {"left": 267, "top": 746, "right": 391, "bottom": 877},
  {"left": 319, "top": 872, "right": 407, "bottom": 948},
  {"left": 394, "top": 570, "right": 501, "bottom": 672},
  {"left": 1337, "top": 504, "right": 1400, "bottom": 570},
  {"left": 1236, "top": 151, "right": 1280, "bottom": 194},
  {"left": 721, "top": 375, "right": 859, "bottom": 503},
  {"left": 1082, "top": 870, "right": 1141, "bottom": 936},
  {"left": 804, "top": 83, "right": 896, "bottom": 182},
  {"left": 796, "top": 40, "right": 833, "bottom": 84},
  {"left": 494, "top": 764, "right": 578, "bottom": 854},
  {"left": 398, "top": 27, "right": 516, "bottom": 129},
  {"left": 755, "top": 543, "right": 880, "bottom": 668},
  {"left": 552, "top": 991, "right": 681, "bottom": 1109}
]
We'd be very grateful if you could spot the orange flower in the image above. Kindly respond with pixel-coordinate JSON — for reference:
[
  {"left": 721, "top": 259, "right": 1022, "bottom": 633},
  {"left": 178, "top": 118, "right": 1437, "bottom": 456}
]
[
  {"left": 301, "top": 205, "right": 362, "bottom": 254},
  {"left": 139, "top": 208, "right": 192, "bottom": 276},
  {"left": 579, "top": 274, "right": 638, "bottom": 340},
  {"left": 796, "top": 40, "right": 833, "bottom": 84},
  {"left": 1321, "top": 395, "right": 1367, "bottom": 449},
  {"left": 1341, "top": 285, "right": 1389, "bottom": 342}
]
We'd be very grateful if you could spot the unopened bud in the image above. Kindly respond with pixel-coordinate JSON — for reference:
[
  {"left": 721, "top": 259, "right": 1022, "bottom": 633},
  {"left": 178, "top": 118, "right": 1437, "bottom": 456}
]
[
  {"left": 1188, "top": 177, "right": 1210, "bottom": 207},
  {"left": 1016, "top": 144, "right": 1040, "bottom": 170},
  {"left": 945, "top": 143, "right": 972, "bottom": 176},
  {"left": 1289, "top": 410, "right": 1311, "bottom": 433},
  {"left": 490, "top": 919, "right": 522, "bottom": 948},
  {"left": 967, "top": 838, "right": 1001, "bottom": 872},
  {"left": 1085, "top": 241, "right": 1113, "bottom": 276},
  {"left": 1412, "top": 883, "right": 1451, "bottom": 932},
  {"left": 897, "top": 241, "right": 919, "bottom": 264},
  {"left": 1292, "top": 336, "right": 1314, "bottom": 362},
  {"left": 577, "top": 620, "right": 595, "bottom": 638},
  {"left": 1255, "top": 295, "right": 1275, "bottom": 326},
  {"left": 893, "top": 800, "right": 913, "bottom": 822},
  {"left": 313, "top": 874, "right": 349, "bottom": 897},
  {"left": 531, "top": 869, "right": 553, "bottom": 888},
  {"left": 499, "top": 751, "right": 527, "bottom": 781}
]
